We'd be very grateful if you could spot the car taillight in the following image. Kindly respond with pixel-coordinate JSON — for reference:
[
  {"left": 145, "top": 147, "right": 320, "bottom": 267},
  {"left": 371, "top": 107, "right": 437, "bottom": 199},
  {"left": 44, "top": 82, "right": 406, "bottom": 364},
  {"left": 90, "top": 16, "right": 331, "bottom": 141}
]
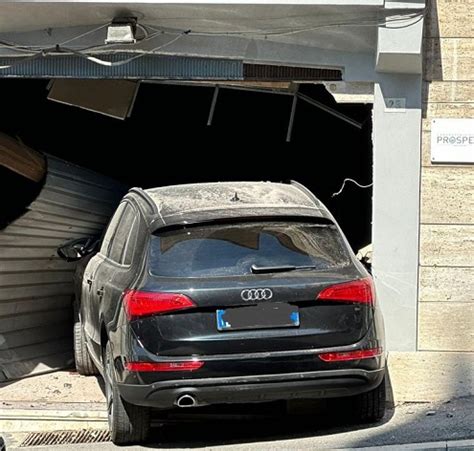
[
  {"left": 318, "top": 347, "right": 382, "bottom": 362},
  {"left": 316, "top": 277, "right": 375, "bottom": 305},
  {"left": 126, "top": 361, "right": 204, "bottom": 372},
  {"left": 123, "top": 290, "right": 196, "bottom": 319}
]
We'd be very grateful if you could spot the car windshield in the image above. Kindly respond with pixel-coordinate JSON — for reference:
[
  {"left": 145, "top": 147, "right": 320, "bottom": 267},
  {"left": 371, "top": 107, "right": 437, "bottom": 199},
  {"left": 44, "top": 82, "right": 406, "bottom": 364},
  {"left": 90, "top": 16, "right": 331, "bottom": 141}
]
[{"left": 149, "top": 221, "right": 351, "bottom": 278}]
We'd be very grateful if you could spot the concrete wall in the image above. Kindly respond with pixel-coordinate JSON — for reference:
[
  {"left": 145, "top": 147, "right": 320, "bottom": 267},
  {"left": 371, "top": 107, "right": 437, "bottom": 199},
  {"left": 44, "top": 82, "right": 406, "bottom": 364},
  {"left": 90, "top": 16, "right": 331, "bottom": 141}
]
[
  {"left": 420, "top": 0, "right": 473, "bottom": 352},
  {"left": 372, "top": 75, "right": 422, "bottom": 352},
  {"left": 393, "top": 0, "right": 474, "bottom": 401}
]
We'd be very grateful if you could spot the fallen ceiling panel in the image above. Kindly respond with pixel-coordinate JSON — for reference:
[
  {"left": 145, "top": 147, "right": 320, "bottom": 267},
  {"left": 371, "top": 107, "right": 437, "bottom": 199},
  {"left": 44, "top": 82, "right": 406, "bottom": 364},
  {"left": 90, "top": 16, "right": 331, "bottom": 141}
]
[{"left": 47, "top": 79, "right": 140, "bottom": 120}]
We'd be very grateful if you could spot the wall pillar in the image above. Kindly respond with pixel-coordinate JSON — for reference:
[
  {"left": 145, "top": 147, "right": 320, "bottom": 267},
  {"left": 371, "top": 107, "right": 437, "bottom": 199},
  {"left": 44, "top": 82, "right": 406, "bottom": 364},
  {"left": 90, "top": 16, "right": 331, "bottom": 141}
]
[{"left": 372, "top": 74, "right": 422, "bottom": 351}]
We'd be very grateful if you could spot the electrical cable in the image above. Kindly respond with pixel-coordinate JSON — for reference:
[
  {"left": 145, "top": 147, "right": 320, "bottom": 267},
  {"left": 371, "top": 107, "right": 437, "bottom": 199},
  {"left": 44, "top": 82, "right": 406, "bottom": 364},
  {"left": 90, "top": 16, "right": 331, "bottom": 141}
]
[
  {"left": 0, "top": 33, "right": 185, "bottom": 70},
  {"left": 1, "top": 10, "right": 423, "bottom": 53},
  {"left": 55, "top": 23, "right": 110, "bottom": 46},
  {"left": 0, "top": 24, "right": 171, "bottom": 57},
  {"left": 0, "top": 41, "right": 37, "bottom": 53},
  {"left": 135, "top": 23, "right": 150, "bottom": 40},
  {"left": 57, "top": 33, "right": 185, "bottom": 67},
  {"left": 1, "top": 10, "right": 424, "bottom": 48},
  {"left": 0, "top": 50, "right": 48, "bottom": 69},
  {"left": 332, "top": 179, "right": 373, "bottom": 198},
  {"left": 0, "top": 10, "right": 424, "bottom": 70},
  {"left": 144, "top": 12, "right": 424, "bottom": 38},
  {"left": 260, "top": 14, "right": 424, "bottom": 37}
]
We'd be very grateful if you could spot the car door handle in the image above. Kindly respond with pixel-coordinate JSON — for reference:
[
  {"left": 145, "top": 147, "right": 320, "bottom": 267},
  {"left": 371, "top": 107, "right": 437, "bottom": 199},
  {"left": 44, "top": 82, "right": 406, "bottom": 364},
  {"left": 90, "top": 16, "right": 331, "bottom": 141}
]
[{"left": 97, "top": 287, "right": 104, "bottom": 297}]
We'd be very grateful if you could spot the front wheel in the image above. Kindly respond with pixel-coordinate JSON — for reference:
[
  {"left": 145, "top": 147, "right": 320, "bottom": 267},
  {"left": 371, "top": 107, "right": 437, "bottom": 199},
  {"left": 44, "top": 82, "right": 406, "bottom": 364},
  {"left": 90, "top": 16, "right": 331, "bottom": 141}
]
[
  {"left": 352, "top": 376, "right": 386, "bottom": 423},
  {"left": 104, "top": 342, "right": 150, "bottom": 445}
]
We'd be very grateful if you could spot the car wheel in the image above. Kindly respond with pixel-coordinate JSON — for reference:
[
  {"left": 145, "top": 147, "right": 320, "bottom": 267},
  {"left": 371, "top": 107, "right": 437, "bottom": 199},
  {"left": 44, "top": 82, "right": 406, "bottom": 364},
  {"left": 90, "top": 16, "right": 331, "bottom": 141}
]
[
  {"left": 104, "top": 341, "right": 150, "bottom": 445},
  {"left": 352, "top": 376, "right": 386, "bottom": 423},
  {"left": 73, "top": 309, "right": 98, "bottom": 376}
]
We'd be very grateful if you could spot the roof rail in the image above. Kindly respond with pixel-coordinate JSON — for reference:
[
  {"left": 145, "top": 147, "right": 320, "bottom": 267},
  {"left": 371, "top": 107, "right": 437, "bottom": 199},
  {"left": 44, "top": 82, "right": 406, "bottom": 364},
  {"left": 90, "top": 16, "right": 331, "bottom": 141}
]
[
  {"left": 287, "top": 180, "right": 321, "bottom": 208},
  {"left": 128, "top": 187, "right": 158, "bottom": 214}
]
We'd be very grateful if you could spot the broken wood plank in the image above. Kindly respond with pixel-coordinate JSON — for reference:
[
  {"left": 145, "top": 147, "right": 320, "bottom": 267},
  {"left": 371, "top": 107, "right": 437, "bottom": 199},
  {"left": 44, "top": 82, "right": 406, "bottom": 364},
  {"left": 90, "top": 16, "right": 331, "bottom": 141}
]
[{"left": 0, "top": 132, "right": 45, "bottom": 182}]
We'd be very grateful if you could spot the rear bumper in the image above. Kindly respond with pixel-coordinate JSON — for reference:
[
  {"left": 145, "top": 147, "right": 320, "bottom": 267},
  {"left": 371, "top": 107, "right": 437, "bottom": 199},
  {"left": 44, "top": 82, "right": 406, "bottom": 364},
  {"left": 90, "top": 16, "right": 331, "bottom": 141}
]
[{"left": 117, "top": 368, "right": 385, "bottom": 409}]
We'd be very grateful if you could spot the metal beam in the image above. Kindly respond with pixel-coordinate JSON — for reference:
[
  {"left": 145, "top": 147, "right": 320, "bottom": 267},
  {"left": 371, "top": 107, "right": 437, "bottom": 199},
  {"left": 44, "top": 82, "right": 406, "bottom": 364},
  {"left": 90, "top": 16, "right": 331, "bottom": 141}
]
[
  {"left": 207, "top": 85, "right": 220, "bottom": 126},
  {"left": 286, "top": 94, "right": 298, "bottom": 142},
  {"left": 297, "top": 92, "right": 363, "bottom": 128}
]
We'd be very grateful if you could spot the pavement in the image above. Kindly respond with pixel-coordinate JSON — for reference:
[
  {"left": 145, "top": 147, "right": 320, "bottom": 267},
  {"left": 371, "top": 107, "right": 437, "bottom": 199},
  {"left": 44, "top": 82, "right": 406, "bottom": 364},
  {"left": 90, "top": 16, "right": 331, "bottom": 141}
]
[
  {"left": 1, "top": 371, "right": 473, "bottom": 450},
  {"left": 6, "top": 441, "right": 474, "bottom": 451}
]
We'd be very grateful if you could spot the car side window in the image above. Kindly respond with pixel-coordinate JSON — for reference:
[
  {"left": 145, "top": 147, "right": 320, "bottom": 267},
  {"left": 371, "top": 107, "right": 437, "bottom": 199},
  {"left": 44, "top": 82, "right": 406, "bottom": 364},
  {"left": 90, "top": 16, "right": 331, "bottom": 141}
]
[
  {"left": 108, "top": 204, "right": 136, "bottom": 264},
  {"left": 100, "top": 202, "right": 127, "bottom": 257},
  {"left": 121, "top": 214, "right": 139, "bottom": 266}
]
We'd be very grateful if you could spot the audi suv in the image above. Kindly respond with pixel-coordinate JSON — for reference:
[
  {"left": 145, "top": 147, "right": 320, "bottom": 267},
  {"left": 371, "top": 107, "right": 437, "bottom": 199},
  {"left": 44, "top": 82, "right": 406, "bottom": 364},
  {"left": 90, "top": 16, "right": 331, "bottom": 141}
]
[{"left": 72, "top": 181, "right": 386, "bottom": 444}]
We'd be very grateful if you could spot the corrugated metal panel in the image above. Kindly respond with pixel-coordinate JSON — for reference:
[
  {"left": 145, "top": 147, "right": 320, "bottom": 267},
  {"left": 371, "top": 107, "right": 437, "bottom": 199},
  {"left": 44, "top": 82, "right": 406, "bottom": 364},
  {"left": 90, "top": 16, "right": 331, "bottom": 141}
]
[
  {"left": 0, "top": 54, "right": 243, "bottom": 79},
  {"left": 0, "top": 155, "right": 126, "bottom": 381}
]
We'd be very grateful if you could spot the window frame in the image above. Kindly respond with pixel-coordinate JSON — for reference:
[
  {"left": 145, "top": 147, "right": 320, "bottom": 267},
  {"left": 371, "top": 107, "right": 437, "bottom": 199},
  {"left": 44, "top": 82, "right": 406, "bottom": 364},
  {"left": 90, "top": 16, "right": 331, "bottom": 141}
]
[
  {"left": 120, "top": 213, "right": 140, "bottom": 267},
  {"left": 101, "top": 201, "right": 139, "bottom": 268},
  {"left": 99, "top": 202, "right": 127, "bottom": 258}
]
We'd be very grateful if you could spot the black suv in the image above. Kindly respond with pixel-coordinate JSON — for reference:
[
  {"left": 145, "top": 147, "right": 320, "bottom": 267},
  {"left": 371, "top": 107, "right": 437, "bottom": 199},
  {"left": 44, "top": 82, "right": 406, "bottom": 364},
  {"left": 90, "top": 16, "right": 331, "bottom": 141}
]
[{"left": 73, "top": 181, "right": 386, "bottom": 444}]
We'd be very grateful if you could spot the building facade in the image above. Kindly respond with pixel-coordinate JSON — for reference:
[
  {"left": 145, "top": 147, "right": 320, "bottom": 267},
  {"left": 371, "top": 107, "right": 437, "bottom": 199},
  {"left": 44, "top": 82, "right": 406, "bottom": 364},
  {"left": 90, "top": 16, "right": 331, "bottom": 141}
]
[
  {"left": 0, "top": 0, "right": 472, "bottom": 400},
  {"left": 403, "top": 0, "right": 473, "bottom": 400}
]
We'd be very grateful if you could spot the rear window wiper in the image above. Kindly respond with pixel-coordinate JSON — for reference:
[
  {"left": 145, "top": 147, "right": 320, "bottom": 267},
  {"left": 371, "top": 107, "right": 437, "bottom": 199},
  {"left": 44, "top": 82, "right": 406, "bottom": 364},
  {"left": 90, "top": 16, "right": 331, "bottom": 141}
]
[{"left": 251, "top": 264, "right": 318, "bottom": 274}]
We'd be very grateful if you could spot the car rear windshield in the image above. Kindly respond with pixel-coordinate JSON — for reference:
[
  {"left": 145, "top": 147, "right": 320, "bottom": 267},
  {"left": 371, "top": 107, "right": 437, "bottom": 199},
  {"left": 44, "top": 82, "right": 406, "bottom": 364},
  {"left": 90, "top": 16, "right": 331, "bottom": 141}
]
[{"left": 149, "top": 221, "right": 351, "bottom": 278}]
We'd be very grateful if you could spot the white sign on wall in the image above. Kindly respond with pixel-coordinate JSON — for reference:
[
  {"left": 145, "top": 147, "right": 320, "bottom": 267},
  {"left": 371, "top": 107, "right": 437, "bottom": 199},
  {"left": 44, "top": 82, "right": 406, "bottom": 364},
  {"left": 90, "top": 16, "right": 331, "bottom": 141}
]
[{"left": 431, "top": 118, "right": 474, "bottom": 164}]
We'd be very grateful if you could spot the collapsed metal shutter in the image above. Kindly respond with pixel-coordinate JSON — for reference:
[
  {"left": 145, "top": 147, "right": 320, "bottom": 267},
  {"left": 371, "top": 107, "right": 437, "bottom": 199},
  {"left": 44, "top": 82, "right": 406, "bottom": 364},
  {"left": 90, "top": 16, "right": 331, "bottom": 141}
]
[{"left": 0, "top": 155, "right": 126, "bottom": 381}]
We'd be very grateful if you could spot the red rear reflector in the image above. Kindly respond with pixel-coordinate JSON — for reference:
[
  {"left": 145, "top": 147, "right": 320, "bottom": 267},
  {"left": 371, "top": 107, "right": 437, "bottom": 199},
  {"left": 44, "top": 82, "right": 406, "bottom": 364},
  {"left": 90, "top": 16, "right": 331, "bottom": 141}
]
[
  {"left": 125, "top": 361, "right": 204, "bottom": 372},
  {"left": 318, "top": 347, "right": 382, "bottom": 362},
  {"left": 123, "top": 290, "right": 196, "bottom": 319},
  {"left": 316, "top": 277, "right": 375, "bottom": 305}
]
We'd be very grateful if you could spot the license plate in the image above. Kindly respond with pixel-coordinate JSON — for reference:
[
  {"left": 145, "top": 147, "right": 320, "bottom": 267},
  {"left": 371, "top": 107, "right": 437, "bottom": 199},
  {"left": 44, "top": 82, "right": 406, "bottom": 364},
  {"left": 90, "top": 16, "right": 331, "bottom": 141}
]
[{"left": 216, "top": 303, "right": 300, "bottom": 331}]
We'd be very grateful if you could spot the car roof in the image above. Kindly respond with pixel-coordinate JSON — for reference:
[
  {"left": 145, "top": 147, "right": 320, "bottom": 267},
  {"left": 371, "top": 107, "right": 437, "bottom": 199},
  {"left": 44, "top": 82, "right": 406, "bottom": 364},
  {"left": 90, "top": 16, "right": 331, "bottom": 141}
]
[{"left": 129, "top": 181, "right": 331, "bottom": 230}]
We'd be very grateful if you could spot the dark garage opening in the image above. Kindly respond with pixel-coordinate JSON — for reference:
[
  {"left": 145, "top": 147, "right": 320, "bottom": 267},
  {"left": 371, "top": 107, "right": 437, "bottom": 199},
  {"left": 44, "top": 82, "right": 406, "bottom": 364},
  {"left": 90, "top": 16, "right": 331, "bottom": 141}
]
[
  {"left": 1, "top": 79, "right": 372, "bottom": 252},
  {"left": 0, "top": 78, "right": 373, "bottom": 380}
]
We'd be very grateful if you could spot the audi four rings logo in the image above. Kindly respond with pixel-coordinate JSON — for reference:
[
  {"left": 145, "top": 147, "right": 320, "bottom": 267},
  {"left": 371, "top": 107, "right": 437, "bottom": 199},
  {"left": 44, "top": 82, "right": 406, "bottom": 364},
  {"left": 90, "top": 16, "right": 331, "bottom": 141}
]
[{"left": 241, "top": 288, "right": 273, "bottom": 301}]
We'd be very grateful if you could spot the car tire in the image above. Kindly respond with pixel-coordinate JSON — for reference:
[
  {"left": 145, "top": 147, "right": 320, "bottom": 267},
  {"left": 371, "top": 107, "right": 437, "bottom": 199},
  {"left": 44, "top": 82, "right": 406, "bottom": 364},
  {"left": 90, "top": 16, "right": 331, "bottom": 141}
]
[
  {"left": 352, "top": 376, "right": 386, "bottom": 423},
  {"left": 104, "top": 341, "right": 150, "bottom": 445},
  {"left": 73, "top": 306, "right": 98, "bottom": 376}
]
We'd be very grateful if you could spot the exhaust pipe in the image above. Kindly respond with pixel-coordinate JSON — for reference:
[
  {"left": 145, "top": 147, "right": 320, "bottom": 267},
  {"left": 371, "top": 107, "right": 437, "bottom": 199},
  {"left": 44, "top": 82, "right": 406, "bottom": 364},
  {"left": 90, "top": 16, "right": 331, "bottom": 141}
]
[{"left": 176, "top": 394, "right": 197, "bottom": 408}]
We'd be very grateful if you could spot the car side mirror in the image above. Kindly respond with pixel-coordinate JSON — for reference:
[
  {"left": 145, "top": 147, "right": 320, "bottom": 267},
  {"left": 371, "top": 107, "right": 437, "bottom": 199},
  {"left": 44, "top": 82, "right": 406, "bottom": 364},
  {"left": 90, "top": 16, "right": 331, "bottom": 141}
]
[{"left": 57, "top": 237, "right": 100, "bottom": 262}]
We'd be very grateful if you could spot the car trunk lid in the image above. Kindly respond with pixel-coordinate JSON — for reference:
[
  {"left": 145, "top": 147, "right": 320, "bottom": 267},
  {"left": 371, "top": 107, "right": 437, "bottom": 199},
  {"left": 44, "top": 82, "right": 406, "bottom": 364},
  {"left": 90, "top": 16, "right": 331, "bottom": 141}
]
[{"left": 131, "top": 270, "right": 373, "bottom": 356}]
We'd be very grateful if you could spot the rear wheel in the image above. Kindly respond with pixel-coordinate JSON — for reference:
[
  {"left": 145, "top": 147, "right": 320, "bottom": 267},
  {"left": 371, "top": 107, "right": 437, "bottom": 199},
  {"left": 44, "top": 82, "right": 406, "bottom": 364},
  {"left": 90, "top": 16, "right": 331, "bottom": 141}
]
[
  {"left": 73, "top": 303, "right": 97, "bottom": 375},
  {"left": 352, "top": 377, "right": 386, "bottom": 423},
  {"left": 104, "top": 341, "right": 150, "bottom": 445}
]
